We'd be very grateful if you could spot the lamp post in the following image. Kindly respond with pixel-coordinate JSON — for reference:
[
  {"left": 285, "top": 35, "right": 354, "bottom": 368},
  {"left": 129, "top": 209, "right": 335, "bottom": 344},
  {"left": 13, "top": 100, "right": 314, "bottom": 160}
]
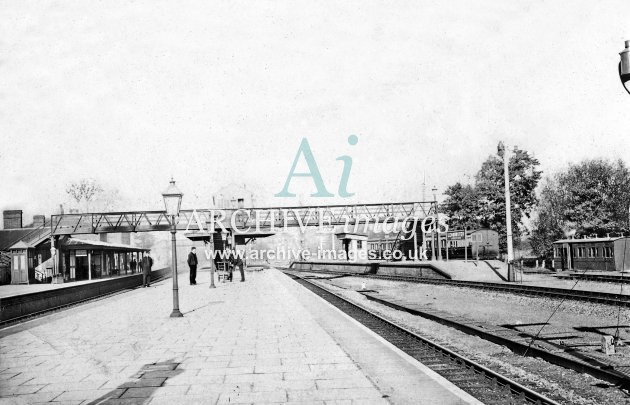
[
  {"left": 432, "top": 186, "right": 441, "bottom": 261},
  {"left": 614, "top": 36, "right": 630, "bottom": 344},
  {"left": 619, "top": 40, "right": 630, "bottom": 95},
  {"left": 205, "top": 238, "right": 216, "bottom": 289},
  {"left": 162, "top": 178, "right": 183, "bottom": 318},
  {"left": 620, "top": 42, "right": 630, "bottom": 274},
  {"left": 498, "top": 142, "right": 515, "bottom": 282}
]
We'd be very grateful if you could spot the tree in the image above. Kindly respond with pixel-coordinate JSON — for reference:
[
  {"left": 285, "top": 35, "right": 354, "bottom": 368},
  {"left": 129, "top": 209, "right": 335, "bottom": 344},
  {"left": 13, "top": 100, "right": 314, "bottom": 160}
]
[
  {"left": 529, "top": 178, "right": 565, "bottom": 258},
  {"left": 441, "top": 146, "right": 542, "bottom": 253},
  {"left": 66, "top": 179, "right": 103, "bottom": 212},
  {"left": 531, "top": 159, "right": 630, "bottom": 257},
  {"left": 474, "top": 147, "right": 542, "bottom": 252},
  {"left": 440, "top": 183, "right": 481, "bottom": 229}
]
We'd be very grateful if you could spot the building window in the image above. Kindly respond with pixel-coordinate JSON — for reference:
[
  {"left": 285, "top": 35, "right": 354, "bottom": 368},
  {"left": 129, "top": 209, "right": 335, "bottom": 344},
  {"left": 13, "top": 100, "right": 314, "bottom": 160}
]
[{"left": 357, "top": 240, "right": 363, "bottom": 249}]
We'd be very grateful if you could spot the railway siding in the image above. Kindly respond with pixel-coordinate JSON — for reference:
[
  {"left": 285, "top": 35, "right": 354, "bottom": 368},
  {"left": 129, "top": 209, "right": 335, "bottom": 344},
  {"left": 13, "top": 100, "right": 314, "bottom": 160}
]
[{"left": 359, "top": 290, "right": 630, "bottom": 388}]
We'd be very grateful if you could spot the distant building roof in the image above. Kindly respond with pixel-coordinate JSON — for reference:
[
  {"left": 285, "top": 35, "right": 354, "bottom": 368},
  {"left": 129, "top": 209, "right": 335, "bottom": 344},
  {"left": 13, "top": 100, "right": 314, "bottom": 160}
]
[
  {"left": 0, "top": 228, "right": 38, "bottom": 251},
  {"left": 553, "top": 236, "right": 628, "bottom": 244},
  {"left": 335, "top": 232, "right": 368, "bottom": 240},
  {"left": 367, "top": 237, "right": 398, "bottom": 242}
]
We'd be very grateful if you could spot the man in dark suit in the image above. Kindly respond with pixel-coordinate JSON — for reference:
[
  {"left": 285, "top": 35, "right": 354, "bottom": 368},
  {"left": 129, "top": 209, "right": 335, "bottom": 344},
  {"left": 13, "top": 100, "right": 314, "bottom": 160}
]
[
  {"left": 227, "top": 249, "right": 235, "bottom": 282},
  {"left": 188, "top": 247, "right": 198, "bottom": 285},
  {"left": 142, "top": 254, "right": 153, "bottom": 287},
  {"left": 234, "top": 250, "right": 245, "bottom": 282}
]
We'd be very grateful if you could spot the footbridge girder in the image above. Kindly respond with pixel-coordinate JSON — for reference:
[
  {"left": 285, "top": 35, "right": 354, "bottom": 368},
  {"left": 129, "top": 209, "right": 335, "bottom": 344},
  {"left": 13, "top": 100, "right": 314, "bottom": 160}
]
[{"left": 50, "top": 201, "right": 437, "bottom": 236}]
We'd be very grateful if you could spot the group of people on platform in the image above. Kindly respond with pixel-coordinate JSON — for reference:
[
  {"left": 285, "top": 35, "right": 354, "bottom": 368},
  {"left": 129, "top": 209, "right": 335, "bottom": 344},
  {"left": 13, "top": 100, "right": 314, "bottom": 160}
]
[
  {"left": 187, "top": 246, "right": 245, "bottom": 285},
  {"left": 129, "top": 258, "right": 146, "bottom": 273}
]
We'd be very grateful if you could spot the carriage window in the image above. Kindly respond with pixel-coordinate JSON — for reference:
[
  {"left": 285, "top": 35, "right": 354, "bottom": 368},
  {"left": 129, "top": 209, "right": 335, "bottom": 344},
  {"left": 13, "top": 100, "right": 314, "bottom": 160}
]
[
  {"left": 575, "top": 247, "right": 586, "bottom": 258},
  {"left": 603, "top": 247, "right": 614, "bottom": 258}
]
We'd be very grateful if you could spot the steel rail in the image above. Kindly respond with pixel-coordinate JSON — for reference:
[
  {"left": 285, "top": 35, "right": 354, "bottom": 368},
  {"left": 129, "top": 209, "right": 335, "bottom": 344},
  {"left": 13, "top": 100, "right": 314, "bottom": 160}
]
[
  {"left": 288, "top": 268, "right": 630, "bottom": 307},
  {"left": 554, "top": 273, "right": 630, "bottom": 284},
  {"left": 286, "top": 271, "right": 560, "bottom": 405},
  {"left": 0, "top": 273, "right": 170, "bottom": 328}
]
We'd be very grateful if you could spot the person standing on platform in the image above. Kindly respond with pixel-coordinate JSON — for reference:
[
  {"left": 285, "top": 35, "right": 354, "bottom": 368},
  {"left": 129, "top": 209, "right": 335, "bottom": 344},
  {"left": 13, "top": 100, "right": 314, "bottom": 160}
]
[
  {"left": 188, "top": 247, "right": 198, "bottom": 285},
  {"left": 142, "top": 254, "right": 152, "bottom": 287},
  {"left": 227, "top": 249, "right": 235, "bottom": 282},
  {"left": 234, "top": 250, "right": 245, "bottom": 282}
]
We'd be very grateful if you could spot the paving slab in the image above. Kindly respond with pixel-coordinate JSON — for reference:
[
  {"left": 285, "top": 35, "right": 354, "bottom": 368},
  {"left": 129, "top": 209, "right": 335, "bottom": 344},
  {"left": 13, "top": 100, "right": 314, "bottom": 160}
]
[{"left": 0, "top": 269, "right": 480, "bottom": 404}]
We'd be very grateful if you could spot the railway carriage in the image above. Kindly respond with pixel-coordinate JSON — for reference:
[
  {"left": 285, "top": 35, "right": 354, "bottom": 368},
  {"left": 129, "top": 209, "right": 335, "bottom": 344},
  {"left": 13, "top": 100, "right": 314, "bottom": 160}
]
[{"left": 552, "top": 236, "right": 630, "bottom": 271}]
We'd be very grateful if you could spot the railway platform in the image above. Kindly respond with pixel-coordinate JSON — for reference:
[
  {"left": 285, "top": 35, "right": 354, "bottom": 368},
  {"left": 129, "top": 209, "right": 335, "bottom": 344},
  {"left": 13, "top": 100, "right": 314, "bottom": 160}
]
[
  {"left": 0, "top": 275, "right": 138, "bottom": 299},
  {"left": 0, "top": 269, "right": 479, "bottom": 404}
]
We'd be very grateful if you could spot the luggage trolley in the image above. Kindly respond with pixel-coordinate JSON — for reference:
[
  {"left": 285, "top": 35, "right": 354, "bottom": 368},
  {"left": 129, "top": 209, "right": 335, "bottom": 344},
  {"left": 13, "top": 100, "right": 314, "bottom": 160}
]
[{"left": 216, "top": 261, "right": 229, "bottom": 282}]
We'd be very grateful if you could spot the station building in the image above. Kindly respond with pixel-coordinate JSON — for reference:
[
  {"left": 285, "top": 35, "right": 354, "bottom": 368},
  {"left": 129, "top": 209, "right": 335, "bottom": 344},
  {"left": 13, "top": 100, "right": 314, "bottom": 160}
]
[
  {"left": 0, "top": 210, "right": 150, "bottom": 285},
  {"left": 335, "top": 232, "right": 368, "bottom": 260},
  {"left": 367, "top": 228, "right": 500, "bottom": 261},
  {"left": 552, "top": 236, "right": 630, "bottom": 271}
]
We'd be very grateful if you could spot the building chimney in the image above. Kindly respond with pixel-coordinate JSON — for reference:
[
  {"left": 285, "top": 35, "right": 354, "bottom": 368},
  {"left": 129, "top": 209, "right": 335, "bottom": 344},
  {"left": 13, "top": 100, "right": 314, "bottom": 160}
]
[
  {"left": 32, "top": 215, "right": 45, "bottom": 228},
  {"left": 3, "top": 210, "right": 23, "bottom": 229}
]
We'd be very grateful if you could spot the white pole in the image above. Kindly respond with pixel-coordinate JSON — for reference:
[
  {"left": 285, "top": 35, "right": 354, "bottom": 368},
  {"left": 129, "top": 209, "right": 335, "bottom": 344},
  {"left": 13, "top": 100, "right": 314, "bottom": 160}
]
[
  {"left": 504, "top": 148, "right": 514, "bottom": 264},
  {"left": 501, "top": 144, "right": 515, "bottom": 282}
]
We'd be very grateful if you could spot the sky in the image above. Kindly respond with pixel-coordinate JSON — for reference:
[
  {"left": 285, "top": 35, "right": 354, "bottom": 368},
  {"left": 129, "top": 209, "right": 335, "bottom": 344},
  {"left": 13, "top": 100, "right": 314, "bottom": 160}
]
[{"left": 1, "top": 1, "right": 629, "bottom": 226}]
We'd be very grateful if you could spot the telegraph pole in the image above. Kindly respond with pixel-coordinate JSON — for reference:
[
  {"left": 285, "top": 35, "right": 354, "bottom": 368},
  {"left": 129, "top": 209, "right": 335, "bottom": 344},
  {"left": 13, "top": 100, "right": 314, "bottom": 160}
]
[{"left": 498, "top": 142, "right": 515, "bottom": 281}]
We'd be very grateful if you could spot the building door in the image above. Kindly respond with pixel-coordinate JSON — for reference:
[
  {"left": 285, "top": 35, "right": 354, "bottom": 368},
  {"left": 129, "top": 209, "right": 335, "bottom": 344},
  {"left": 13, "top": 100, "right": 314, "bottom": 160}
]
[
  {"left": 75, "top": 256, "right": 88, "bottom": 280},
  {"left": 11, "top": 251, "right": 28, "bottom": 284}
]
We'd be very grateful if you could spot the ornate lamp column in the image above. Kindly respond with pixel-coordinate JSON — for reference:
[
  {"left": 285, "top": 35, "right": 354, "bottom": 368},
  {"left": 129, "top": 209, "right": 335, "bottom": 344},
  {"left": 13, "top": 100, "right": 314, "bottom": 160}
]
[{"left": 162, "top": 178, "right": 183, "bottom": 318}]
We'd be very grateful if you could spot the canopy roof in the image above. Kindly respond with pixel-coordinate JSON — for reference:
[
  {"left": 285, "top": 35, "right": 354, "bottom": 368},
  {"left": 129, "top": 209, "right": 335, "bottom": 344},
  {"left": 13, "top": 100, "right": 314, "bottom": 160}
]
[{"left": 63, "top": 238, "right": 149, "bottom": 252}]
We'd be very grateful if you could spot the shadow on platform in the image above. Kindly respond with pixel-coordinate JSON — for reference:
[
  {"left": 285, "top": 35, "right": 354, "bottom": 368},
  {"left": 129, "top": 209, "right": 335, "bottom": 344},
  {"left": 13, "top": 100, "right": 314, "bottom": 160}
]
[{"left": 86, "top": 360, "right": 183, "bottom": 404}]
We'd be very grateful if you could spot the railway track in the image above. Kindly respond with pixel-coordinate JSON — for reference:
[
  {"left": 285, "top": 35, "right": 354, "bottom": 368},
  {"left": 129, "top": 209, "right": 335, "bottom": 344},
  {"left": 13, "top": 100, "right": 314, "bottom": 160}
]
[
  {"left": 554, "top": 273, "right": 630, "bottom": 284},
  {"left": 0, "top": 272, "right": 171, "bottom": 328},
  {"left": 285, "top": 271, "right": 560, "bottom": 405},
  {"left": 288, "top": 267, "right": 630, "bottom": 307}
]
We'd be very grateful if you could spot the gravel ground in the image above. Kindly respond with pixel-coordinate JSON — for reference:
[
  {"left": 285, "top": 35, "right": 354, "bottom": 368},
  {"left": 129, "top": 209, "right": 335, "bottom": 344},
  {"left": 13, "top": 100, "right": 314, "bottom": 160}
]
[
  {"left": 298, "top": 273, "right": 630, "bottom": 405},
  {"left": 324, "top": 276, "right": 630, "bottom": 367}
]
